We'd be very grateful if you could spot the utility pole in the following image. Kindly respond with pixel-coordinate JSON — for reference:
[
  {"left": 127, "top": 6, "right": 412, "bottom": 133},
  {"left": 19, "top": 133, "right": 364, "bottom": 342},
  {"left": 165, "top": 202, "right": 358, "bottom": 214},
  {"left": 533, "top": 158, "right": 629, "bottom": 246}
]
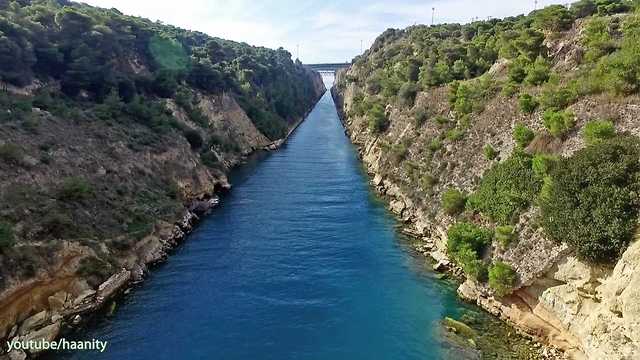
[
  {"left": 360, "top": 40, "right": 363, "bottom": 54},
  {"left": 296, "top": 44, "right": 299, "bottom": 60},
  {"left": 431, "top": 7, "right": 435, "bottom": 25},
  {"left": 534, "top": 0, "right": 538, "bottom": 10}
]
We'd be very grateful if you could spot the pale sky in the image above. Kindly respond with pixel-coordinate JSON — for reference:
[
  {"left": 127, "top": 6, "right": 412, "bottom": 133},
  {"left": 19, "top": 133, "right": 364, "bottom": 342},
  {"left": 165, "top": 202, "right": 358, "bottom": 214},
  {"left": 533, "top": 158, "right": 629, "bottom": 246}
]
[{"left": 75, "top": 0, "right": 566, "bottom": 64}]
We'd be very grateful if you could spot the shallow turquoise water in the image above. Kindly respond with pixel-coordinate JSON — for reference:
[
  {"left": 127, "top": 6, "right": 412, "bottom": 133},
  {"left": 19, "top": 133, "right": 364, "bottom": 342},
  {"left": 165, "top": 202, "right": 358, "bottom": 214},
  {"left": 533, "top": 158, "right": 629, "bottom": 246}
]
[{"left": 61, "top": 76, "right": 477, "bottom": 360}]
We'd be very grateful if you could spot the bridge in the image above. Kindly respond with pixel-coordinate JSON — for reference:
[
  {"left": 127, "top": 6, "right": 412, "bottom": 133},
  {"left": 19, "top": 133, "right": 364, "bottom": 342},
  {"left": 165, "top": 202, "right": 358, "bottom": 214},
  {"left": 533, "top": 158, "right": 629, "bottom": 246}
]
[{"left": 305, "top": 63, "right": 351, "bottom": 73}]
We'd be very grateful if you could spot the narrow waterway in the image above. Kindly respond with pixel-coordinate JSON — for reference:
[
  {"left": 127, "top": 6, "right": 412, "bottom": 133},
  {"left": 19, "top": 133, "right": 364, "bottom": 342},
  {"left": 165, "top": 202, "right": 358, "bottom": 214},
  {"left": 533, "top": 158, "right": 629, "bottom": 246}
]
[{"left": 60, "top": 75, "right": 491, "bottom": 360}]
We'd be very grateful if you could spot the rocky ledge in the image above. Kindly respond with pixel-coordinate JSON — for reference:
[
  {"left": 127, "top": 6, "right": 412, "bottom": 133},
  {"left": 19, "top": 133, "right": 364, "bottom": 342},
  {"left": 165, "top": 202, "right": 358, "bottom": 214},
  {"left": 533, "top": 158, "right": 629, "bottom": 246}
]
[{"left": 0, "top": 194, "right": 221, "bottom": 360}]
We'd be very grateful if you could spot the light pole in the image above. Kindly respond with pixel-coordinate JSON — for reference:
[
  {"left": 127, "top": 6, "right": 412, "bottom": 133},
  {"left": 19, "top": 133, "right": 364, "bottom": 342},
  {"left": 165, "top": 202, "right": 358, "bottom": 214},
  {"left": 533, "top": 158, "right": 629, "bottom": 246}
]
[
  {"left": 534, "top": 0, "right": 538, "bottom": 10},
  {"left": 431, "top": 7, "right": 435, "bottom": 25}
]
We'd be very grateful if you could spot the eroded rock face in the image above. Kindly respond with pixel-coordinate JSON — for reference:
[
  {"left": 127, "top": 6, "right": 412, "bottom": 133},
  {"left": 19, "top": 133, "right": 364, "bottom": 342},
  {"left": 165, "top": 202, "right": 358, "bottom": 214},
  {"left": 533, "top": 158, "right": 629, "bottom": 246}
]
[
  {"left": 22, "top": 322, "right": 61, "bottom": 355},
  {"left": 333, "top": 57, "right": 640, "bottom": 359},
  {"left": 17, "top": 311, "right": 47, "bottom": 336},
  {"left": 540, "top": 240, "right": 640, "bottom": 360}
]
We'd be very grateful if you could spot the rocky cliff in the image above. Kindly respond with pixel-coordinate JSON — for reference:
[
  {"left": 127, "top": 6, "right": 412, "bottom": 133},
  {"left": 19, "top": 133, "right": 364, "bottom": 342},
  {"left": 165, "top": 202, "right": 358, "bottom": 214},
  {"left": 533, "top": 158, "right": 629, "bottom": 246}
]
[
  {"left": 0, "top": 1, "right": 325, "bottom": 358},
  {"left": 332, "top": 3, "right": 640, "bottom": 359}
]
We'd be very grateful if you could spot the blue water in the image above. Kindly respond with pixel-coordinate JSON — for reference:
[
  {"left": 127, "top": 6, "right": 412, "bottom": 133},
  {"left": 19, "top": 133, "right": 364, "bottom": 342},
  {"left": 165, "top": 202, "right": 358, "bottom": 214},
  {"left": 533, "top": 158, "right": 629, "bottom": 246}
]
[{"left": 63, "top": 76, "right": 475, "bottom": 360}]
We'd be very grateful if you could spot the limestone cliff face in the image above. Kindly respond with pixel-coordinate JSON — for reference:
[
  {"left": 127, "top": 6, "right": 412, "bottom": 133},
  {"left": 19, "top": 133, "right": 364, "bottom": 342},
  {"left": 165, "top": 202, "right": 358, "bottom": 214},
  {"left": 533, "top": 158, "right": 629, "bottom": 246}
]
[
  {"left": 332, "top": 64, "right": 639, "bottom": 359},
  {"left": 0, "top": 74, "right": 325, "bottom": 357}
]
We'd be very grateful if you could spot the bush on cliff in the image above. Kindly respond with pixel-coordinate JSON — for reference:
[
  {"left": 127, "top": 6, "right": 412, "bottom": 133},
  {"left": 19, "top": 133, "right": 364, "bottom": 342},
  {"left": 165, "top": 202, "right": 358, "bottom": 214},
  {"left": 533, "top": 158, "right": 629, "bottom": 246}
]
[
  {"left": 467, "top": 152, "right": 542, "bottom": 224},
  {"left": 495, "top": 225, "right": 517, "bottom": 248},
  {"left": 447, "top": 222, "right": 493, "bottom": 281},
  {"left": 57, "top": 177, "right": 94, "bottom": 202},
  {"left": 413, "top": 108, "right": 429, "bottom": 127},
  {"left": 540, "top": 136, "right": 640, "bottom": 263},
  {"left": 524, "top": 57, "right": 551, "bottom": 86},
  {"left": 449, "top": 77, "right": 494, "bottom": 115},
  {"left": 582, "top": 119, "right": 615, "bottom": 144},
  {"left": 518, "top": 94, "right": 539, "bottom": 114},
  {"left": 448, "top": 222, "right": 493, "bottom": 255},
  {"left": 0, "top": 143, "right": 23, "bottom": 166},
  {"left": 531, "top": 5, "right": 574, "bottom": 32},
  {"left": 508, "top": 58, "right": 528, "bottom": 83},
  {"left": 513, "top": 123, "right": 535, "bottom": 148},
  {"left": 442, "top": 188, "right": 467, "bottom": 216},
  {"left": 539, "top": 82, "right": 579, "bottom": 111},
  {"left": 582, "top": 16, "right": 618, "bottom": 62},
  {"left": 484, "top": 144, "right": 499, "bottom": 160},
  {"left": 367, "top": 103, "right": 389, "bottom": 133},
  {"left": 184, "top": 129, "right": 204, "bottom": 150},
  {"left": 542, "top": 109, "right": 575, "bottom": 137},
  {"left": 571, "top": 0, "right": 597, "bottom": 18},
  {"left": 489, "top": 261, "right": 517, "bottom": 297},
  {"left": 398, "top": 82, "right": 418, "bottom": 106},
  {"left": 532, "top": 153, "right": 560, "bottom": 177}
]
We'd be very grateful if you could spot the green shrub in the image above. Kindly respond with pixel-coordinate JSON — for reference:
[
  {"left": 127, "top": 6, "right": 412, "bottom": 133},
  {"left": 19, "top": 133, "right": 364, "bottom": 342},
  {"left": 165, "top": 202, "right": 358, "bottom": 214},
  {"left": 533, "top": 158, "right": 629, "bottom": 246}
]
[
  {"left": 532, "top": 5, "right": 575, "bottom": 32},
  {"left": 539, "top": 83, "right": 579, "bottom": 110},
  {"left": 501, "top": 81, "right": 520, "bottom": 97},
  {"left": 524, "top": 57, "right": 551, "bottom": 85},
  {"left": 414, "top": 108, "right": 428, "bottom": 127},
  {"left": 582, "top": 17, "right": 618, "bottom": 62},
  {"left": 484, "top": 144, "right": 499, "bottom": 160},
  {"left": 488, "top": 261, "right": 518, "bottom": 297},
  {"left": 457, "top": 114, "right": 472, "bottom": 130},
  {"left": 447, "top": 222, "right": 493, "bottom": 280},
  {"left": 421, "top": 173, "right": 439, "bottom": 191},
  {"left": 429, "top": 138, "right": 443, "bottom": 152},
  {"left": 597, "top": 0, "right": 632, "bottom": 15},
  {"left": 454, "top": 244, "right": 489, "bottom": 281},
  {"left": 513, "top": 28, "right": 545, "bottom": 61},
  {"left": 495, "top": 225, "right": 517, "bottom": 248},
  {"left": 513, "top": 123, "right": 535, "bottom": 148},
  {"left": 0, "top": 222, "right": 15, "bottom": 250},
  {"left": 446, "top": 128, "right": 464, "bottom": 141},
  {"left": 433, "top": 115, "right": 449, "bottom": 126},
  {"left": 452, "top": 83, "right": 473, "bottom": 114},
  {"left": 532, "top": 153, "right": 560, "bottom": 177},
  {"left": 582, "top": 119, "right": 615, "bottom": 144},
  {"left": 543, "top": 109, "right": 575, "bottom": 137},
  {"left": 518, "top": 94, "right": 539, "bottom": 114},
  {"left": 571, "top": 0, "right": 598, "bottom": 18},
  {"left": 467, "top": 152, "right": 543, "bottom": 223},
  {"left": 0, "top": 143, "right": 24, "bottom": 166},
  {"left": 367, "top": 103, "right": 389, "bottom": 133},
  {"left": 398, "top": 82, "right": 418, "bottom": 106},
  {"left": 540, "top": 136, "right": 640, "bottom": 262},
  {"left": 442, "top": 188, "right": 467, "bottom": 215},
  {"left": 57, "top": 177, "right": 93, "bottom": 201},
  {"left": 586, "top": 14, "right": 640, "bottom": 95},
  {"left": 183, "top": 129, "right": 203, "bottom": 149},
  {"left": 447, "top": 222, "right": 493, "bottom": 255},
  {"left": 508, "top": 59, "right": 528, "bottom": 83},
  {"left": 450, "top": 77, "right": 494, "bottom": 115}
]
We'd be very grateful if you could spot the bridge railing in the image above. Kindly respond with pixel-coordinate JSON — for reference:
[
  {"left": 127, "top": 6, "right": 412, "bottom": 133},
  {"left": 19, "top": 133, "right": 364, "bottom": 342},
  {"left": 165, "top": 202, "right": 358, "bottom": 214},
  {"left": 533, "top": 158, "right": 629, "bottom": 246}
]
[{"left": 305, "top": 63, "right": 351, "bottom": 72}]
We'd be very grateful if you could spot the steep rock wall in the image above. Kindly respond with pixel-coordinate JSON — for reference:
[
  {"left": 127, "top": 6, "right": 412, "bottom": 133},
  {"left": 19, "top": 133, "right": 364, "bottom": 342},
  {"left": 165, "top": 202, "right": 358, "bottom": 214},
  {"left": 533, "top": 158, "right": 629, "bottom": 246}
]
[
  {"left": 332, "top": 66, "right": 639, "bottom": 359},
  {"left": 0, "top": 76, "right": 325, "bottom": 358}
]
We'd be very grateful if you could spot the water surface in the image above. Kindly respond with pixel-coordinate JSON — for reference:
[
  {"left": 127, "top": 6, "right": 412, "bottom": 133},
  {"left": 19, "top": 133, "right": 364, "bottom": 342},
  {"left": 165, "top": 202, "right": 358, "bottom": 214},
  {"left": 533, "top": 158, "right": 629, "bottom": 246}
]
[{"left": 63, "top": 75, "right": 477, "bottom": 360}]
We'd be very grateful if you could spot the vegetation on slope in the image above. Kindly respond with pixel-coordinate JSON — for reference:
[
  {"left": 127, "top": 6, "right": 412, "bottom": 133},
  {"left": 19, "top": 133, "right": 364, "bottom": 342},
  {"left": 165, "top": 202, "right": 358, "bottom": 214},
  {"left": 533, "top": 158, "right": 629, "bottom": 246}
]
[
  {"left": 0, "top": 0, "right": 319, "bottom": 140},
  {"left": 337, "top": 0, "right": 640, "bottom": 290},
  {"left": 0, "top": 0, "right": 322, "bottom": 286}
]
